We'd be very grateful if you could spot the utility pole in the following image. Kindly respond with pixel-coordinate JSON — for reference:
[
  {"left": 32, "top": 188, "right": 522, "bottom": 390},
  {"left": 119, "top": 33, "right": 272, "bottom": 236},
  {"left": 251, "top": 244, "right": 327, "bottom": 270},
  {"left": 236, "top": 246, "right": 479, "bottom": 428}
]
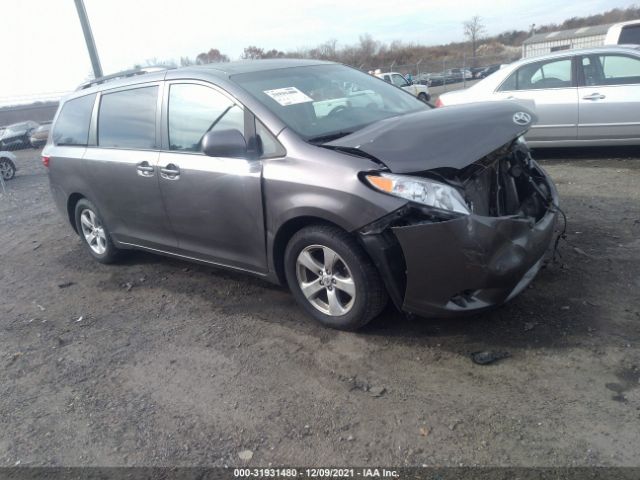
[{"left": 74, "top": 0, "right": 103, "bottom": 79}]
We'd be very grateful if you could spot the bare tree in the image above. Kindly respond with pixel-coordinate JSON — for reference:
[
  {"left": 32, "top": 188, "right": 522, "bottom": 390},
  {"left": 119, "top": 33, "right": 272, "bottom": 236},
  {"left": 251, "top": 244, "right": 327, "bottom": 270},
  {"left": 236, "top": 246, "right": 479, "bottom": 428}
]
[
  {"left": 463, "top": 15, "right": 486, "bottom": 59},
  {"left": 358, "top": 34, "right": 379, "bottom": 64},
  {"left": 241, "top": 46, "right": 265, "bottom": 60},
  {"left": 196, "top": 48, "right": 230, "bottom": 64}
]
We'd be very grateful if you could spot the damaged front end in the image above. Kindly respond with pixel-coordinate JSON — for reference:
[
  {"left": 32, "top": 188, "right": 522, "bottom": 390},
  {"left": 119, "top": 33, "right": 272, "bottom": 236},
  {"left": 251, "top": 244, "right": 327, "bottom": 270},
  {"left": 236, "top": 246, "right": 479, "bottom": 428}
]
[{"left": 359, "top": 139, "right": 559, "bottom": 317}]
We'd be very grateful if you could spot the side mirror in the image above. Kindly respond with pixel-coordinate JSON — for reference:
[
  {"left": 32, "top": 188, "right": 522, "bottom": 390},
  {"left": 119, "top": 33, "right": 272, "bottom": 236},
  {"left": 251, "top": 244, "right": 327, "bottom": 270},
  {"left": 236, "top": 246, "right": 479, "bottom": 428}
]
[{"left": 201, "top": 129, "right": 247, "bottom": 158}]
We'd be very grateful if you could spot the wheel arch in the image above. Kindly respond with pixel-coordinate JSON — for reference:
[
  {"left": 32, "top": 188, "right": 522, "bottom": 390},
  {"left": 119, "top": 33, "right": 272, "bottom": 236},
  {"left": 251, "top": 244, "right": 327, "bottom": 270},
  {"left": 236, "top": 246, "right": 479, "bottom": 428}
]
[
  {"left": 272, "top": 215, "right": 346, "bottom": 286},
  {"left": 67, "top": 193, "right": 86, "bottom": 234}
]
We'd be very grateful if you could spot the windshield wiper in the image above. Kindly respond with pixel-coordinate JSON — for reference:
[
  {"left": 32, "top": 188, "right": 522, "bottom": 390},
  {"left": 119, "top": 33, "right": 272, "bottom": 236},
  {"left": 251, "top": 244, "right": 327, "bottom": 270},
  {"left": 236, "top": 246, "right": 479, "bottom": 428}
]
[{"left": 307, "top": 131, "right": 353, "bottom": 144}]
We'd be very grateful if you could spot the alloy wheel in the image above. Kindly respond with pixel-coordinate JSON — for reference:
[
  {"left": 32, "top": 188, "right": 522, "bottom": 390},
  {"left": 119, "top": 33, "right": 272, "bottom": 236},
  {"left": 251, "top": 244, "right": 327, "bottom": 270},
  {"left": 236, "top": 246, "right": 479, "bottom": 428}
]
[
  {"left": 0, "top": 160, "right": 14, "bottom": 180},
  {"left": 295, "top": 245, "right": 356, "bottom": 316},
  {"left": 79, "top": 208, "right": 107, "bottom": 255}
]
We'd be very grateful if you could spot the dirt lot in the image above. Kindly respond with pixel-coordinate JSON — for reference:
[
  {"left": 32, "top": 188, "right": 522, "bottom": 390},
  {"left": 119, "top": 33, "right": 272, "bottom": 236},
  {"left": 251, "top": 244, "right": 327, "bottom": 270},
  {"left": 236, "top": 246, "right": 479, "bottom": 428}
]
[{"left": 1, "top": 146, "right": 639, "bottom": 467}]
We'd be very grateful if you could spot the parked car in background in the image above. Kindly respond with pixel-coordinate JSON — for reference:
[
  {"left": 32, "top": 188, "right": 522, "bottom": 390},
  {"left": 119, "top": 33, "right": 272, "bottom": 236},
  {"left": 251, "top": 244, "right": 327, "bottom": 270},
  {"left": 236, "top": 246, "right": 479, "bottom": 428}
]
[
  {"left": 375, "top": 71, "right": 430, "bottom": 102},
  {"left": 470, "top": 67, "right": 486, "bottom": 78},
  {"left": 0, "top": 121, "right": 39, "bottom": 150},
  {"left": 44, "top": 59, "right": 557, "bottom": 330},
  {"left": 0, "top": 151, "right": 17, "bottom": 180},
  {"left": 604, "top": 19, "right": 640, "bottom": 45},
  {"left": 437, "top": 45, "right": 640, "bottom": 147},
  {"left": 478, "top": 64, "right": 503, "bottom": 78},
  {"left": 30, "top": 122, "right": 51, "bottom": 148},
  {"left": 421, "top": 72, "right": 456, "bottom": 87},
  {"left": 446, "top": 68, "right": 473, "bottom": 82}
]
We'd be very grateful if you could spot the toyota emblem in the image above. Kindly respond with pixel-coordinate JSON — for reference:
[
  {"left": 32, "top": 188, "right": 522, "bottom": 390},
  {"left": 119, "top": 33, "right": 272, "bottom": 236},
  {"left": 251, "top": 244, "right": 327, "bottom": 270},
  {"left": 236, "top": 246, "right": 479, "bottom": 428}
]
[{"left": 513, "top": 112, "right": 532, "bottom": 126}]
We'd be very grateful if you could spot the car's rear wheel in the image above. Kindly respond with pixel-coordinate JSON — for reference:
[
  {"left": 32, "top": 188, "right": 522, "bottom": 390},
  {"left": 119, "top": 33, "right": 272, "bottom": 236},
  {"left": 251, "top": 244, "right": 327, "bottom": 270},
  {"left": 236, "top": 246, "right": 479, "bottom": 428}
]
[
  {"left": 284, "top": 224, "right": 388, "bottom": 331},
  {"left": 74, "top": 199, "right": 120, "bottom": 264},
  {"left": 418, "top": 92, "right": 429, "bottom": 103},
  {"left": 0, "top": 158, "right": 15, "bottom": 180}
]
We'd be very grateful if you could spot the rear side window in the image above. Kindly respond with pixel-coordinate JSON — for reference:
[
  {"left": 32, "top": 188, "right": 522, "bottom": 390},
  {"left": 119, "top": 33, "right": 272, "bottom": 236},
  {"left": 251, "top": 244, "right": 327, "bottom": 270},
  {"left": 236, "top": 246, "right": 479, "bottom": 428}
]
[
  {"left": 619, "top": 25, "right": 640, "bottom": 44},
  {"left": 168, "top": 83, "right": 243, "bottom": 152},
  {"left": 582, "top": 54, "right": 640, "bottom": 86},
  {"left": 98, "top": 86, "right": 158, "bottom": 149},
  {"left": 601, "top": 55, "right": 640, "bottom": 85},
  {"left": 52, "top": 94, "right": 96, "bottom": 146}
]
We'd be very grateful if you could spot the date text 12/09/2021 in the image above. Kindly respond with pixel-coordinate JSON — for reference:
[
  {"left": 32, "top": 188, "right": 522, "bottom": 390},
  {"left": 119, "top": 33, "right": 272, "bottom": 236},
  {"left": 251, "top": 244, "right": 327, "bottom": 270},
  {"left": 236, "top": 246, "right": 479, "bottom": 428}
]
[{"left": 234, "top": 469, "right": 400, "bottom": 478}]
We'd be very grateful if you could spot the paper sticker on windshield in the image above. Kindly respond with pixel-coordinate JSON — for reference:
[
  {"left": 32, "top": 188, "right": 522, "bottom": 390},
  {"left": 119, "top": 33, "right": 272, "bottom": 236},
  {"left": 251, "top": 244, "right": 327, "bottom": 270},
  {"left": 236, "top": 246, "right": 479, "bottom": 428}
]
[{"left": 263, "top": 87, "right": 313, "bottom": 106}]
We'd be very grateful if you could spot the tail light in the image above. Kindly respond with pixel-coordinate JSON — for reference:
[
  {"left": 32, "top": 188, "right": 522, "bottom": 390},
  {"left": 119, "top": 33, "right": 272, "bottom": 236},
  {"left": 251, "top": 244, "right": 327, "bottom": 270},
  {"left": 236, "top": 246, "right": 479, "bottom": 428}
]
[
  {"left": 42, "top": 155, "right": 50, "bottom": 168},
  {"left": 435, "top": 97, "right": 444, "bottom": 108}
]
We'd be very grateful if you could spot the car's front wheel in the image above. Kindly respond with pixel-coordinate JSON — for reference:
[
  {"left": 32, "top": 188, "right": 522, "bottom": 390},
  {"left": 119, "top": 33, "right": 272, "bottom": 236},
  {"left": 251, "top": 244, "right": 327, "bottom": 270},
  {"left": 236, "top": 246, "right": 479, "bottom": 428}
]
[
  {"left": 418, "top": 92, "right": 430, "bottom": 103},
  {"left": 74, "top": 199, "right": 120, "bottom": 264},
  {"left": 0, "top": 158, "right": 15, "bottom": 180},
  {"left": 284, "top": 225, "right": 388, "bottom": 331}
]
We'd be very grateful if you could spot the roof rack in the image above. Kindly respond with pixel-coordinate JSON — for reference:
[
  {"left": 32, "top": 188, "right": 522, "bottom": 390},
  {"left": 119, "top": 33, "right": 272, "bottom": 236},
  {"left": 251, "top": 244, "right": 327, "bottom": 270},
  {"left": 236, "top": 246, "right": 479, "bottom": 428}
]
[{"left": 76, "top": 65, "right": 176, "bottom": 90}]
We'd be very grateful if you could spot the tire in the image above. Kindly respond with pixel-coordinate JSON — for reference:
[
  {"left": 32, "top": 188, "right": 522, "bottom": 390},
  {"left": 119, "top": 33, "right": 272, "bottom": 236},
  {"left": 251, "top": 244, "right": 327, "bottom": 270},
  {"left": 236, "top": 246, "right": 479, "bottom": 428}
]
[
  {"left": 284, "top": 224, "right": 388, "bottom": 331},
  {"left": 0, "top": 158, "right": 15, "bottom": 180},
  {"left": 74, "top": 199, "right": 120, "bottom": 264},
  {"left": 418, "top": 92, "right": 429, "bottom": 103}
]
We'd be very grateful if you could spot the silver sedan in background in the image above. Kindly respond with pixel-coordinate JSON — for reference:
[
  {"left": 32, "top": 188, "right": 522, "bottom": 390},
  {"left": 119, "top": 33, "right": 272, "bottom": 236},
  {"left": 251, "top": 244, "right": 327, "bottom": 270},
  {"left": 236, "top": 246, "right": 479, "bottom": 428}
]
[{"left": 437, "top": 45, "right": 640, "bottom": 147}]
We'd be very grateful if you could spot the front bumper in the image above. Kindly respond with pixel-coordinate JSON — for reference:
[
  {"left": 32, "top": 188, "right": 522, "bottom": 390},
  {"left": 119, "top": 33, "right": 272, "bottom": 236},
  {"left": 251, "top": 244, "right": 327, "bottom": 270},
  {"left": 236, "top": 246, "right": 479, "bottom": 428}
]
[{"left": 391, "top": 205, "right": 557, "bottom": 317}]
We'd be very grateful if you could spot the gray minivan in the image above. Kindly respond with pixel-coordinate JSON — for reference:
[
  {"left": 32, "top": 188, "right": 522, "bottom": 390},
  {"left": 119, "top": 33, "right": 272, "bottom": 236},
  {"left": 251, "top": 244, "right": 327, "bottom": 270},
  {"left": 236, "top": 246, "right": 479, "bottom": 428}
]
[{"left": 44, "top": 59, "right": 559, "bottom": 330}]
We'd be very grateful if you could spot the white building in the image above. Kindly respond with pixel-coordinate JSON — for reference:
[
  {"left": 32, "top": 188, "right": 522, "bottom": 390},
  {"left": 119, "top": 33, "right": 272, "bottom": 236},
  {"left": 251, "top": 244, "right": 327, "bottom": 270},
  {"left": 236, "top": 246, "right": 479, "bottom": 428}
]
[{"left": 522, "top": 20, "right": 640, "bottom": 58}]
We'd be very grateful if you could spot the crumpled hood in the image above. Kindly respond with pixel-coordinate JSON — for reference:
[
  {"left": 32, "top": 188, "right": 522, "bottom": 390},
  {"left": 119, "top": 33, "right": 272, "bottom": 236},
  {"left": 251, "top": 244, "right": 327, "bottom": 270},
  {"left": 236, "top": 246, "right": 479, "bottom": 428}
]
[{"left": 326, "top": 101, "right": 537, "bottom": 173}]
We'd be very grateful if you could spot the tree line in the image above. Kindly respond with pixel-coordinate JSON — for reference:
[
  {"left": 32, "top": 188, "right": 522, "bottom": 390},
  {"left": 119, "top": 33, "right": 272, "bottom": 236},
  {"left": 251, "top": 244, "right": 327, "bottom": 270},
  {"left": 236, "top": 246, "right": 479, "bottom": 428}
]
[{"left": 144, "top": 5, "right": 640, "bottom": 71}]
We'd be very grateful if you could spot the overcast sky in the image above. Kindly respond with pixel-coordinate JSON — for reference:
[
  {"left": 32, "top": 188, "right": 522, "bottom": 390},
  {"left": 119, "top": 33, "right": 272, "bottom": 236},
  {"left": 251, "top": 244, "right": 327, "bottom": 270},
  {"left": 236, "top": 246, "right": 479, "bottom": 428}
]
[{"left": 2, "top": 0, "right": 636, "bottom": 103}]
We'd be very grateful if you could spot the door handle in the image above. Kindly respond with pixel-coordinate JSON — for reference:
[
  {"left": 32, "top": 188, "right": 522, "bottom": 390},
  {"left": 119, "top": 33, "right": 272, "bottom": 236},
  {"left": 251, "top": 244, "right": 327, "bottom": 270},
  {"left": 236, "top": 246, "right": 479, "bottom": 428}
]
[
  {"left": 582, "top": 93, "right": 605, "bottom": 100},
  {"left": 136, "top": 161, "right": 154, "bottom": 177},
  {"left": 160, "top": 164, "right": 180, "bottom": 180}
]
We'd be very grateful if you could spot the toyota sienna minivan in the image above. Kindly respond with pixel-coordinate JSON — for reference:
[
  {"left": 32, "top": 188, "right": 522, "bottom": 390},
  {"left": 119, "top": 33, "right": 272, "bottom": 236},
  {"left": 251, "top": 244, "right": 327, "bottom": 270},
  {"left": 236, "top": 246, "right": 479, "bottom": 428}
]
[{"left": 44, "top": 59, "right": 559, "bottom": 330}]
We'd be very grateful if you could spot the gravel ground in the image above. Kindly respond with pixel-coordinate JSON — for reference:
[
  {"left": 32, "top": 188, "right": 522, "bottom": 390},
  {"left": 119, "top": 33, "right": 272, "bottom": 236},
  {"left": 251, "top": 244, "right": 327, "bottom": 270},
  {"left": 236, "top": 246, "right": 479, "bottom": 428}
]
[{"left": 1, "top": 146, "right": 639, "bottom": 467}]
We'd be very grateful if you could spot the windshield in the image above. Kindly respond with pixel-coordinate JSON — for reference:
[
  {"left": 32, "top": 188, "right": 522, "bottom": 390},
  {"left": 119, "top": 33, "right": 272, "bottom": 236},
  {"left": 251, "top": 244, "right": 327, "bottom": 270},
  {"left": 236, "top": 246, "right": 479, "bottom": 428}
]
[{"left": 232, "top": 64, "right": 429, "bottom": 142}]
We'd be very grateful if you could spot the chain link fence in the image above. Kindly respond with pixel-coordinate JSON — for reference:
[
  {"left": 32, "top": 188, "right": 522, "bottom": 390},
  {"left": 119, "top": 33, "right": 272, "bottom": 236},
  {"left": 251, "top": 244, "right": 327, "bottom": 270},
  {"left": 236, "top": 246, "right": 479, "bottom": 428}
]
[{"left": 360, "top": 52, "right": 521, "bottom": 95}]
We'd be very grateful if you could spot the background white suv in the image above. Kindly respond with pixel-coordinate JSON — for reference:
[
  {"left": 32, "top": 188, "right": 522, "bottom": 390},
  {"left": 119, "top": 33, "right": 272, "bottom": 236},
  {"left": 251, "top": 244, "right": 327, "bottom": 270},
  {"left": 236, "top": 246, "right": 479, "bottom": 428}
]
[{"left": 375, "top": 71, "right": 430, "bottom": 102}]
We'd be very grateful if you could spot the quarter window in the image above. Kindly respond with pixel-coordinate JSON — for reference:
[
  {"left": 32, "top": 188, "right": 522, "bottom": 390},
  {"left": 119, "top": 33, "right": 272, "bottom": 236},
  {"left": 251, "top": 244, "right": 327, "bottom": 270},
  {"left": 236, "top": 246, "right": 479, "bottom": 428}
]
[
  {"left": 256, "top": 120, "right": 285, "bottom": 158},
  {"left": 168, "top": 84, "right": 244, "bottom": 152},
  {"left": 98, "top": 87, "right": 158, "bottom": 149},
  {"left": 52, "top": 94, "right": 96, "bottom": 146},
  {"left": 500, "top": 58, "right": 573, "bottom": 91}
]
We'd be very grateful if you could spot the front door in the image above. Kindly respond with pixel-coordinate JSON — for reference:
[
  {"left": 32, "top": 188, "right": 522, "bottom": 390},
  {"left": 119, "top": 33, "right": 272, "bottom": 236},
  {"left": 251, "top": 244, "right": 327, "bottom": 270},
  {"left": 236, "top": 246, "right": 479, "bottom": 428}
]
[
  {"left": 157, "top": 82, "right": 267, "bottom": 273},
  {"left": 493, "top": 56, "right": 578, "bottom": 143},
  {"left": 578, "top": 53, "right": 640, "bottom": 141},
  {"left": 391, "top": 73, "right": 416, "bottom": 96}
]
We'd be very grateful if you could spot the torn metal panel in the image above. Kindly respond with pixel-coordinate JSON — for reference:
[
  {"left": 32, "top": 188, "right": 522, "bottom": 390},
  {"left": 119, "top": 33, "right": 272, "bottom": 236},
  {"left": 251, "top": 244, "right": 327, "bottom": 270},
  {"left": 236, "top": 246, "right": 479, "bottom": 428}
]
[
  {"left": 393, "top": 207, "right": 557, "bottom": 317},
  {"left": 359, "top": 232, "right": 407, "bottom": 310}
]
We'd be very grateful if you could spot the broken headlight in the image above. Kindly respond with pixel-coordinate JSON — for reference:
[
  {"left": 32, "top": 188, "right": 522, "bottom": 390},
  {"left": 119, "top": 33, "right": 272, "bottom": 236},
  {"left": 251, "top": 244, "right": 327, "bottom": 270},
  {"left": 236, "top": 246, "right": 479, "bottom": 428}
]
[{"left": 365, "top": 173, "right": 470, "bottom": 215}]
